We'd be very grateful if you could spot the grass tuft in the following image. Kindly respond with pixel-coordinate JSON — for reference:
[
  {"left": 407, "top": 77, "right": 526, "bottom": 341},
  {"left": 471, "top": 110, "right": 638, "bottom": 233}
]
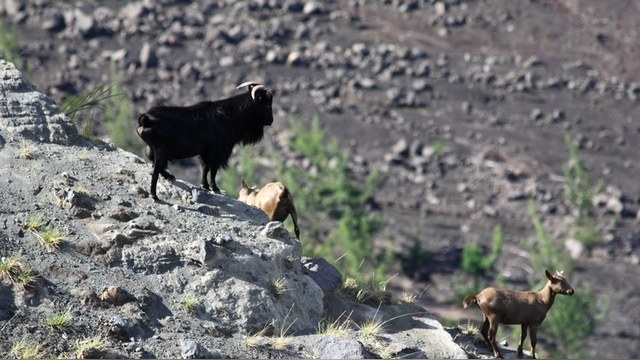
[
  {"left": 317, "top": 312, "right": 353, "bottom": 336},
  {"left": 19, "top": 141, "right": 36, "bottom": 160},
  {"left": 62, "top": 84, "right": 117, "bottom": 121},
  {"left": 10, "top": 337, "right": 43, "bottom": 359},
  {"left": 24, "top": 215, "right": 44, "bottom": 232},
  {"left": 32, "top": 228, "right": 65, "bottom": 250},
  {"left": 244, "top": 321, "right": 273, "bottom": 348},
  {"left": 269, "top": 277, "right": 289, "bottom": 298},
  {"left": 181, "top": 298, "right": 200, "bottom": 315},
  {"left": 0, "top": 256, "right": 38, "bottom": 290},
  {"left": 45, "top": 307, "right": 72, "bottom": 330},
  {"left": 75, "top": 336, "right": 106, "bottom": 359}
]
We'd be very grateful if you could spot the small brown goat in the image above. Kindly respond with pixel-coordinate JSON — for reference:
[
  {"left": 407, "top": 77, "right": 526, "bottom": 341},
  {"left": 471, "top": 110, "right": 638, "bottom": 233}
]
[
  {"left": 463, "top": 269, "right": 574, "bottom": 359},
  {"left": 238, "top": 179, "right": 300, "bottom": 238}
]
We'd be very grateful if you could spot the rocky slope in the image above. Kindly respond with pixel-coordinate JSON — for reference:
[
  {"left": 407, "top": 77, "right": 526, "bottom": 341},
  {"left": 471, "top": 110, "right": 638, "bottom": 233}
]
[
  {"left": 0, "top": 59, "right": 481, "bottom": 359},
  {"left": 2, "top": 0, "right": 640, "bottom": 358}
]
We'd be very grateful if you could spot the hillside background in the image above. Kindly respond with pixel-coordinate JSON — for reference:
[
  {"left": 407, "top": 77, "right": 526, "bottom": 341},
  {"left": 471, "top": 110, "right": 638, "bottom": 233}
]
[{"left": 1, "top": 0, "right": 639, "bottom": 358}]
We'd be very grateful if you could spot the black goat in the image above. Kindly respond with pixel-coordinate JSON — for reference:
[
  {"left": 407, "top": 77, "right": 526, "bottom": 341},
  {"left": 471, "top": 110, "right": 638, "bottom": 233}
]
[{"left": 136, "top": 82, "right": 273, "bottom": 201}]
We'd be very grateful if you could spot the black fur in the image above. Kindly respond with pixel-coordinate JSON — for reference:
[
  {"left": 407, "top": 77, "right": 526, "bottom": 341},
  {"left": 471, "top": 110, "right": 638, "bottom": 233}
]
[{"left": 136, "top": 85, "right": 273, "bottom": 200}]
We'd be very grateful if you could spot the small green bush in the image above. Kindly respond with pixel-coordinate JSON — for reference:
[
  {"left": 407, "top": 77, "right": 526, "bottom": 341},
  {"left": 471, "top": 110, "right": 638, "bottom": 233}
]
[
  {"left": 0, "top": 20, "right": 21, "bottom": 68},
  {"left": 525, "top": 200, "right": 608, "bottom": 359},
  {"left": 220, "top": 116, "right": 392, "bottom": 284},
  {"left": 563, "top": 134, "right": 603, "bottom": 246},
  {"left": 45, "top": 308, "right": 72, "bottom": 330}
]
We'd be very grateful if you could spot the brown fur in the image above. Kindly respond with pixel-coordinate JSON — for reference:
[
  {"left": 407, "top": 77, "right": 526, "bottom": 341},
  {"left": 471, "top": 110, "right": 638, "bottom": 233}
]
[
  {"left": 238, "top": 179, "right": 300, "bottom": 238},
  {"left": 463, "top": 269, "right": 575, "bottom": 359}
]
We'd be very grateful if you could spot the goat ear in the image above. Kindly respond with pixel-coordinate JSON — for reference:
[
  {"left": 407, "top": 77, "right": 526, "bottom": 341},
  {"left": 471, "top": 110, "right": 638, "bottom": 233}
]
[
  {"left": 241, "top": 178, "right": 248, "bottom": 190},
  {"left": 545, "top": 269, "right": 554, "bottom": 281}
]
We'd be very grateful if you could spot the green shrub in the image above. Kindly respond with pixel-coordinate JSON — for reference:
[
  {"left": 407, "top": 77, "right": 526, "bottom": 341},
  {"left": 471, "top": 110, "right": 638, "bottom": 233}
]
[
  {"left": 0, "top": 20, "right": 21, "bottom": 68},
  {"left": 103, "top": 62, "right": 139, "bottom": 153},
  {"left": 525, "top": 200, "right": 608, "bottom": 359},
  {"left": 563, "top": 134, "right": 603, "bottom": 246},
  {"left": 219, "top": 116, "right": 391, "bottom": 283},
  {"left": 274, "top": 116, "right": 390, "bottom": 282},
  {"left": 61, "top": 62, "right": 140, "bottom": 154},
  {"left": 460, "top": 224, "right": 504, "bottom": 293}
]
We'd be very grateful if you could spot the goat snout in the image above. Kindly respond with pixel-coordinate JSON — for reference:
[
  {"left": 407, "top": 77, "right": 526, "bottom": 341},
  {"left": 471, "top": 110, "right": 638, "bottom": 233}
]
[{"left": 566, "top": 288, "right": 575, "bottom": 296}]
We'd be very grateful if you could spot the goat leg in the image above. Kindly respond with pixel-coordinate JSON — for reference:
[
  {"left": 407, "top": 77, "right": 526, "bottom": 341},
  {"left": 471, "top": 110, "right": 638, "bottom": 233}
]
[
  {"left": 480, "top": 317, "right": 492, "bottom": 351},
  {"left": 209, "top": 168, "right": 221, "bottom": 194},
  {"left": 150, "top": 153, "right": 169, "bottom": 201},
  {"left": 160, "top": 169, "right": 175, "bottom": 181},
  {"left": 517, "top": 324, "right": 528, "bottom": 358},
  {"left": 529, "top": 325, "right": 539, "bottom": 359},
  {"left": 488, "top": 318, "right": 503, "bottom": 358},
  {"left": 150, "top": 167, "right": 160, "bottom": 201}
]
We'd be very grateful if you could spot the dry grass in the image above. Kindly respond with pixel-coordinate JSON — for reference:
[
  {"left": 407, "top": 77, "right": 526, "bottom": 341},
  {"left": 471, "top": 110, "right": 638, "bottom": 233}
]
[
  {"left": 399, "top": 292, "right": 418, "bottom": 304},
  {"left": 269, "top": 277, "right": 289, "bottom": 298},
  {"left": 244, "top": 321, "right": 273, "bottom": 348},
  {"left": 317, "top": 312, "right": 353, "bottom": 336},
  {"left": 0, "top": 256, "right": 38, "bottom": 290},
  {"left": 10, "top": 337, "right": 43, "bottom": 359},
  {"left": 459, "top": 320, "right": 480, "bottom": 336},
  {"left": 19, "top": 141, "right": 36, "bottom": 160},
  {"left": 75, "top": 336, "right": 106, "bottom": 359}
]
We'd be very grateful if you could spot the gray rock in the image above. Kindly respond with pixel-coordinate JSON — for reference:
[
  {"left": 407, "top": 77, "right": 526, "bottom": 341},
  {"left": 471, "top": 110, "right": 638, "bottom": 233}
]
[
  {"left": 42, "top": 9, "right": 66, "bottom": 32},
  {"left": 302, "top": 257, "right": 342, "bottom": 294},
  {"left": 139, "top": 42, "right": 158, "bottom": 68},
  {"left": 261, "top": 221, "right": 292, "bottom": 242},
  {"left": 565, "top": 238, "right": 586, "bottom": 259},
  {"left": 0, "top": 60, "right": 79, "bottom": 144}
]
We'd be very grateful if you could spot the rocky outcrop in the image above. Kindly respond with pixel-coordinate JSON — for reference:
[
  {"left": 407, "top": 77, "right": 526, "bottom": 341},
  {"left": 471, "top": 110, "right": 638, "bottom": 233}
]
[
  {"left": 0, "top": 60, "right": 471, "bottom": 358},
  {"left": 0, "top": 60, "right": 79, "bottom": 145}
]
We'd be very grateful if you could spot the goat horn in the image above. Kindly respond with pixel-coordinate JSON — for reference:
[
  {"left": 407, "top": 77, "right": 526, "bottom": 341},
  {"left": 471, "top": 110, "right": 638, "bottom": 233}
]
[
  {"left": 251, "top": 85, "right": 266, "bottom": 100},
  {"left": 236, "top": 81, "right": 261, "bottom": 90}
]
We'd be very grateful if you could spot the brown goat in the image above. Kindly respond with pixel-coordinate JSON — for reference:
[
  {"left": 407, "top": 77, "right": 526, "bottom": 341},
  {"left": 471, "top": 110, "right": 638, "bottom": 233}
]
[
  {"left": 463, "top": 269, "right": 575, "bottom": 359},
  {"left": 238, "top": 179, "right": 300, "bottom": 238}
]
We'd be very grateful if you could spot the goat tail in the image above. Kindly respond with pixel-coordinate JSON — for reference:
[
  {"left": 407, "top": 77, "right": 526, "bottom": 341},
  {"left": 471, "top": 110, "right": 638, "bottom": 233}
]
[{"left": 462, "top": 295, "right": 477, "bottom": 308}]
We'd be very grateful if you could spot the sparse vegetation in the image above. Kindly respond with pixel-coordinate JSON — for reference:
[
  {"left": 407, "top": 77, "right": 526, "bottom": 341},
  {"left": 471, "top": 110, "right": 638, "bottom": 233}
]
[
  {"left": 0, "top": 20, "right": 22, "bottom": 68},
  {"left": 74, "top": 336, "right": 106, "bottom": 359},
  {"left": 357, "top": 318, "right": 385, "bottom": 338},
  {"left": 271, "top": 306, "right": 296, "bottom": 351},
  {"left": 399, "top": 292, "right": 417, "bottom": 304},
  {"left": 32, "top": 227, "right": 64, "bottom": 250},
  {"left": 102, "top": 62, "right": 138, "bottom": 153},
  {"left": 24, "top": 215, "right": 44, "bottom": 232},
  {"left": 460, "top": 224, "right": 505, "bottom": 295},
  {"left": 45, "top": 307, "right": 72, "bottom": 330},
  {"left": 0, "top": 256, "right": 37, "bottom": 290},
  {"left": 180, "top": 298, "right": 200, "bottom": 314},
  {"left": 219, "top": 116, "right": 392, "bottom": 284},
  {"left": 269, "top": 277, "right": 289, "bottom": 298},
  {"left": 525, "top": 200, "right": 609, "bottom": 359},
  {"left": 9, "top": 337, "right": 43, "bottom": 359},
  {"left": 62, "top": 83, "right": 117, "bottom": 132},
  {"left": 338, "top": 276, "right": 393, "bottom": 305},
  {"left": 459, "top": 320, "right": 479, "bottom": 336},
  {"left": 244, "top": 322, "right": 272, "bottom": 348},
  {"left": 61, "top": 63, "right": 139, "bottom": 154},
  {"left": 19, "top": 141, "right": 36, "bottom": 160},
  {"left": 563, "top": 134, "right": 603, "bottom": 246},
  {"left": 317, "top": 312, "right": 353, "bottom": 336}
]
